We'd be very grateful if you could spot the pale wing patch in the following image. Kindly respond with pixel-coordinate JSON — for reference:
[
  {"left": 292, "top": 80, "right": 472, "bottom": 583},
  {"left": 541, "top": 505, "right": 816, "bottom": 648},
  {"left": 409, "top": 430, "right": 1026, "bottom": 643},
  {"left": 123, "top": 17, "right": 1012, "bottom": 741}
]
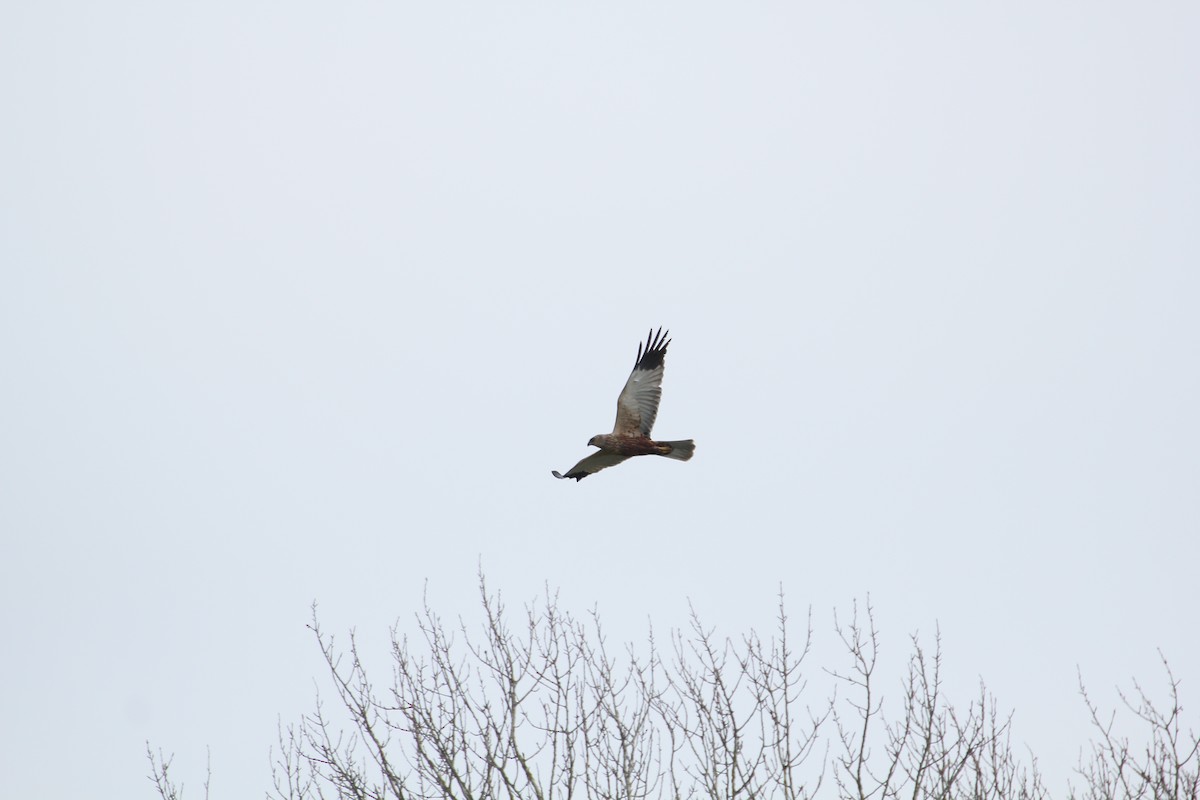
[
  {"left": 552, "top": 451, "right": 631, "bottom": 481},
  {"left": 612, "top": 364, "right": 665, "bottom": 437},
  {"left": 611, "top": 327, "right": 671, "bottom": 437}
]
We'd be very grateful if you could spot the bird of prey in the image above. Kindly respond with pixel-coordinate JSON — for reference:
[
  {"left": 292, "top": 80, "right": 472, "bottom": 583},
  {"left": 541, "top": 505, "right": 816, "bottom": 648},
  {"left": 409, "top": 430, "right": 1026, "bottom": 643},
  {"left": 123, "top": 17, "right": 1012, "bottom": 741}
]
[{"left": 552, "top": 327, "right": 695, "bottom": 481}]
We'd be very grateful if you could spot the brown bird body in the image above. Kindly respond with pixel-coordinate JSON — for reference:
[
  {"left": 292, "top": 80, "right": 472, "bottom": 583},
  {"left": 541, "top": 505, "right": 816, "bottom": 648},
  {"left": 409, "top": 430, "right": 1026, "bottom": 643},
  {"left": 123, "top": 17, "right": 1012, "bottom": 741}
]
[{"left": 552, "top": 328, "right": 696, "bottom": 481}]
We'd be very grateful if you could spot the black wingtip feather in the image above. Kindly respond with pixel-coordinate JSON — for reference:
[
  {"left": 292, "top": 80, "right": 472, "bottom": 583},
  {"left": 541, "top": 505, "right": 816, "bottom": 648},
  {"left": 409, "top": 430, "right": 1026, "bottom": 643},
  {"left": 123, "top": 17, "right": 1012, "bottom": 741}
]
[{"left": 634, "top": 326, "right": 671, "bottom": 370}]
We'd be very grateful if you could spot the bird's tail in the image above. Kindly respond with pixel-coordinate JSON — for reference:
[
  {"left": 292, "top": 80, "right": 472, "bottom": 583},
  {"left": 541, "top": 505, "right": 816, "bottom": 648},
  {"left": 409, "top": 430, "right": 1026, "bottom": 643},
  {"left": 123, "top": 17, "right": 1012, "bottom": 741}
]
[{"left": 658, "top": 439, "right": 695, "bottom": 461}]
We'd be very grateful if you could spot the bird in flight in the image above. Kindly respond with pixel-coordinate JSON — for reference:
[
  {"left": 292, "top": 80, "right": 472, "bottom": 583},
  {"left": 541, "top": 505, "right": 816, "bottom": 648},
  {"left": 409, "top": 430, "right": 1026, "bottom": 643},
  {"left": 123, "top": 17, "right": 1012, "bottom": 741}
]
[{"left": 552, "top": 327, "right": 695, "bottom": 481}]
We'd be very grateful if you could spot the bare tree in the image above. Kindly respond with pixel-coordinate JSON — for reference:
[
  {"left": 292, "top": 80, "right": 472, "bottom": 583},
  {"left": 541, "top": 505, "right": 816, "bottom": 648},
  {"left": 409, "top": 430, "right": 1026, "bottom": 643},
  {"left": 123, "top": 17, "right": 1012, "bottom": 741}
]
[
  {"left": 257, "top": 576, "right": 825, "bottom": 800},
  {"left": 1073, "top": 652, "right": 1199, "bottom": 800},
  {"left": 147, "top": 581, "right": 1192, "bottom": 800},
  {"left": 146, "top": 744, "right": 210, "bottom": 800},
  {"left": 827, "top": 599, "right": 1046, "bottom": 800},
  {"left": 654, "top": 595, "right": 828, "bottom": 800}
]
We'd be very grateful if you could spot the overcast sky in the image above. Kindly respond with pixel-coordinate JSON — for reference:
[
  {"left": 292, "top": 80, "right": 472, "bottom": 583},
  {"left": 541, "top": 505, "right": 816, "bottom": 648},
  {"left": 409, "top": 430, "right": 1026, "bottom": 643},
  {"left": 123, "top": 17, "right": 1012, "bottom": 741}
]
[{"left": 2, "top": 3, "right": 1198, "bottom": 798}]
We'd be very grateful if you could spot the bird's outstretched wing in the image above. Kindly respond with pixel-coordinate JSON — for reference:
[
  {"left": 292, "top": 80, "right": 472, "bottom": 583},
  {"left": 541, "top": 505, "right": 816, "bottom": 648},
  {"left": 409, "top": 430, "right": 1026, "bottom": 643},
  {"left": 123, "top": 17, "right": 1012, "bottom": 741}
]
[
  {"left": 612, "top": 327, "right": 670, "bottom": 437},
  {"left": 552, "top": 451, "right": 631, "bottom": 481}
]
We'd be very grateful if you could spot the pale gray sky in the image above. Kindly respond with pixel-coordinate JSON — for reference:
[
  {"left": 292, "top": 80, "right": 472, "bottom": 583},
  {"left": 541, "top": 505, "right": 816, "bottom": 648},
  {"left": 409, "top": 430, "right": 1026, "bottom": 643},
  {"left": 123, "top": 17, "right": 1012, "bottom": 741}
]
[{"left": 2, "top": 3, "right": 1198, "bottom": 797}]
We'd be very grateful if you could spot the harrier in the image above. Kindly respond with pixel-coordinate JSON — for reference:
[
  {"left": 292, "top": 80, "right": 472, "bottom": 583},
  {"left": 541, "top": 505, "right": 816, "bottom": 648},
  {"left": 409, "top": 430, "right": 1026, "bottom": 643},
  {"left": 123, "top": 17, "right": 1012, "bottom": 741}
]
[{"left": 552, "top": 327, "right": 695, "bottom": 481}]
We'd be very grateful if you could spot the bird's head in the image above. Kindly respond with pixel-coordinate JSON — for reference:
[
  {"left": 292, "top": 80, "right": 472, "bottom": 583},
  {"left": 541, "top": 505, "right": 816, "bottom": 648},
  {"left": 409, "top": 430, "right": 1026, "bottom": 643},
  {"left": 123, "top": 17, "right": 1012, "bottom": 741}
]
[{"left": 587, "top": 435, "right": 601, "bottom": 448}]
